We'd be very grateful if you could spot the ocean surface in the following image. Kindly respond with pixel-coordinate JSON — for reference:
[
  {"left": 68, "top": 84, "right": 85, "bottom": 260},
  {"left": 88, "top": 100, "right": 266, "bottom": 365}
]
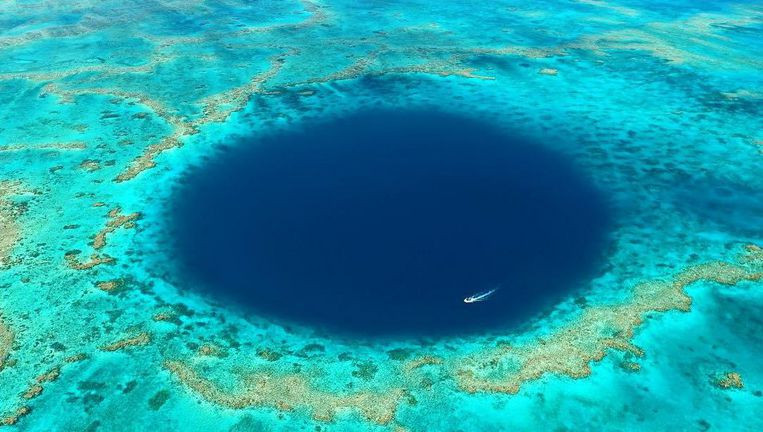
[{"left": 0, "top": 0, "right": 761, "bottom": 431}]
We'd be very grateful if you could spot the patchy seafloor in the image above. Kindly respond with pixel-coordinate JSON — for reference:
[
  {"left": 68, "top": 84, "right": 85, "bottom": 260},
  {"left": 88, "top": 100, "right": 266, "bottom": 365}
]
[{"left": 1, "top": 0, "right": 762, "bottom": 430}]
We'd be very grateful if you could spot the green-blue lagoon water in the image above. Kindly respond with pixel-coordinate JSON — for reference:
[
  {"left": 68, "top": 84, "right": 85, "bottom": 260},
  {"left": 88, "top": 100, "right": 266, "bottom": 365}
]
[{"left": 0, "top": 0, "right": 761, "bottom": 430}]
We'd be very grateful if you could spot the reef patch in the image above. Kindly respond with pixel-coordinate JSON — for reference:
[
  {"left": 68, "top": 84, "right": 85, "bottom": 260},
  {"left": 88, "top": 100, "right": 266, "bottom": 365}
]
[
  {"left": 452, "top": 250, "right": 762, "bottom": 394},
  {"left": 164, "top": 360, "right": 405, "bottom": 424},
  {"left": 713, "top": 371, "right": 744, "bottom": 390},
  {"left": 0, "top": 182, "right": 22, "bottom": 268},
  {"left": 0, "top": 315, "right": 12, "bottom": 371}
]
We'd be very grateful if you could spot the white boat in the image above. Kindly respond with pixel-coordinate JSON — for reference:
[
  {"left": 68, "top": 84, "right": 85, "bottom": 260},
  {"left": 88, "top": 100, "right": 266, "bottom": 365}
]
[{"left": 464, "top": 287, "right": 498, "bottom": 304}]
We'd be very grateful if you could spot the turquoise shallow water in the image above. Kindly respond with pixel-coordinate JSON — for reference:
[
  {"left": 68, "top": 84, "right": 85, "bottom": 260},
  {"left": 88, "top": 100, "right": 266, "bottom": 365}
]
[{"left": 0, "top": 0, "right": 762, "bottom": 430}]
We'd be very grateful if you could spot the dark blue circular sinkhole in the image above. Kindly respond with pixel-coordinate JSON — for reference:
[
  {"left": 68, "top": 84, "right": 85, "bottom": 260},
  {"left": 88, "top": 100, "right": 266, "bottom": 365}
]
[{"left": 171, "top": 110, "right": 611, "bottom": 338}]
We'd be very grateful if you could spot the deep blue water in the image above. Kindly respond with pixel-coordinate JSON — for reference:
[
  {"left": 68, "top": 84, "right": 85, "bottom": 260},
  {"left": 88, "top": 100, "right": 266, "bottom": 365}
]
[{"left": 171, "top": 111, "right": 612, "bottom": 338}]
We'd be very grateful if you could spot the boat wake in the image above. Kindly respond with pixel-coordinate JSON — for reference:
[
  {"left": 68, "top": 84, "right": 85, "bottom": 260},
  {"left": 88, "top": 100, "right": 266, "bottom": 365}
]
[{"left": 464, "top": 286, "right": 500, "bottom": 304}]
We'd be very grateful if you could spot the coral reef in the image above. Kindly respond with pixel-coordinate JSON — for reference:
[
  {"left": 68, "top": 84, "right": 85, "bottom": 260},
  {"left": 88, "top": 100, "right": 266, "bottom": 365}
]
[
  {"left": 165, "top": 360, "right": 406, "bottom": 425},
  {"left": 0, "top": 0, "right": 761, "bottom": 429},
  {"left": 0, "top": 316, "right": 12, "bottom": 371},
  {"left": 0, "top": 183, "right": 22, "bottom": 268},
  {"left": 100, "top": 332, "right": 152, "bottom": 352},
  {"left": 713, "top": 372, "right": 744, "bottom": 390},
  {"left": 452, "top": 253, "right": 761, "bottom": 395}
]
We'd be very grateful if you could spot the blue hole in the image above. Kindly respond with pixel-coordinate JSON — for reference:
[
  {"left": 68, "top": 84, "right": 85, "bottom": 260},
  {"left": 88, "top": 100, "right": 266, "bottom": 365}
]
[{"left": 170, "top": 110, "right": 612, "bottom": 338}]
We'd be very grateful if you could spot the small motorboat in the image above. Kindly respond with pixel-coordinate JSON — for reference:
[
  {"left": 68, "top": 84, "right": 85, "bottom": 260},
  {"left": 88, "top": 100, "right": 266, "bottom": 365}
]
[{"left": 464, "top": 287, "right": 498, "bottom": 304}]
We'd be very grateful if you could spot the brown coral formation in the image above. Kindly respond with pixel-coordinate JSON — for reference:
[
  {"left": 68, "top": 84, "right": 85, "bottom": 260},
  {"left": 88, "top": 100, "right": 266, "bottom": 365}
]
[
  {"left": 403, "top": 356, "right": 443, "bottom": 373},
  {"left": 99, "top": 332, "right": 151, "bottom": 352},
  {"left": 65, "top": 251, "right": 115, "bottom": 270},
  {"left": 0, "top": 141, "right": 86, "bottom": 152},
  {"left": 0, "top": 2, "right": 761, "bottom": 427},
  {"left": 6, "top": 365, "right": 62, "bottom": 423},
  {"left": 1, "top": 1, "right": 759, "bottom": 186},
  {"left": 79, "top": 159, "right": 101, "bottom": 172},
  {"left": 568, "top": 6, "right": 763, "bottom": 68},
  {"left": 18, "top": 366, "right": 62, "bottom": 401},
  {"left": 92, "top": 207, "right": 140, "bottom": 250},
  {"left": 164, "top": 360, "right": 406, "bottom": 425},
  {"left": 0, "top": 315, "right": 12, "bottom": 371},
  {"left": 0, "top": 182, "right": 22, "bottom": 268},
  {"left": 255, "top": 347, "right": 282, "bottom": 362},
  {"left": 6, "top": 363, "right": 66, "bottom": 425},
  {"left": 64, "top": 353, "right": 89, "bottom": 363},
  {"left": 36, "top": 366, "right": 61, "bottom": 383},
  {"left": 95, "top": 279, "right": 125, "bottom": 293},
  {"left": 21, "top": 385, "right": 43, "bottom": 400},
  {"left": 714, "top": 371, "right": 744, "bottom": 389},
  {"left": 0, "top": 406, "right": 31, "bottom": 426},
  {"left": 64, "top": 207, "right": 139, "bottom": 270},
  {"left": 8, "top": 3, "right": 509, "bottom": 185},
  {"left": 452, "top": 255, "right": 761, "bottom": 394},
  {"left": 741, "top": 244, "right": 763, "bottom": 264},
  {"left": 163, "top": 245, "right": 761, "bottom": 426},
  {"left": 114, "top": 51, "right": 287, "bottom": 182},
  {"left": 153, "top": 310, "right": 178, "bottom": 322},
  {"left": 198, "top": 344, "right": 225, "bottom": 358},
  {"left": 113, "top": 123, "right": 197, "bottom": 183}
]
